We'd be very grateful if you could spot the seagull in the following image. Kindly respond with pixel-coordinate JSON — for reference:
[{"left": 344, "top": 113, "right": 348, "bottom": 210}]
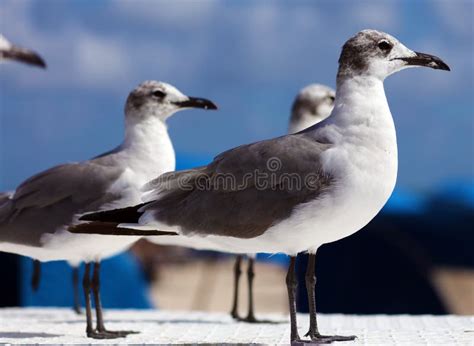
[
  {"left": 0, "top": 37, "right": 78, "bottom": 311},
  {"left": 0, "top": 36, "right": 47, "bottom": 297},
  {"left": 288, "top": 84, "right": 335, "bottom": 134},
  {"left": 0, "top": 80, "right": 217, "bottom": 339},
  {"left": 70, "top": 30, "right": 450, "bottom": 344},
  {"left": 0, "top": 34, "right": 46, "bottom": 68},
  {"left": 230, "top": 84, "right": 336, "bottom": 323}
]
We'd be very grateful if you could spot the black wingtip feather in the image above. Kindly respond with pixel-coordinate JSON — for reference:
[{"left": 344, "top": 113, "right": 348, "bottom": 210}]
[
  {"left": 79, "top": 203, "right": 148, "bottom": 223},
  {"left": 68, "top": 221, "right": 177, "bottom": 236}
]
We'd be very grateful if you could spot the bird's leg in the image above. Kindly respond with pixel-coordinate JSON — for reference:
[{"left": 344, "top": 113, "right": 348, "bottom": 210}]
[
  {"left": 31, "top": 260, "right": 41, "bottom": 292},
  {"left": 244, "top": 257, "right": 257, "bottom": 321},
  {"left": 286, "top": 256, "right": 304, "bottom": 343},
  {"left": 236, "top": 257, "right": 282, "bottom": 324},
  {"left": 305, "top": 253, "right": 356, "bottom": 343},
  {"left": 305, "top": 253, "right": 318, "bottom": 337},
  {"left": 91, "top": 261, "right": 107, "bottom": 334},
  {"left": 90, "top": 261, "right": 138, "bottom": 338},
  {"left": 230, "top": 255, "right": 242, "bottom": 320},
  {"left": 82, "top": 263, "right": 95, "bottom": 337},
  {"left": 72, "top": 267, "right": 82, "bottom": 314},
  {"left": 90, "top": 262, "right": 134, "bottom": 338},
  {"left": 83, "top": 262, "right": 124, "bottom": 339},
  {"left": 286, "top": 255, "right": 332, "bottom": 345}
]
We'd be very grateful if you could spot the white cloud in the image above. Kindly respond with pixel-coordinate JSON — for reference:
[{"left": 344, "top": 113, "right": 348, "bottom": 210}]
[
  {"left": 74, "top": 33, "right": 130, "bottom": 87},
  {"left": 0, "top": 0, "right": 132, "bottom": 90},
  {"left": 113, "top": 0, "right": 219, "bottom": 28}
]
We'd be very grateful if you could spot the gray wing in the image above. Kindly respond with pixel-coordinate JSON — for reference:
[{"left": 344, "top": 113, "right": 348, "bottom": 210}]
[
  {"left": 142, "top": 133, "right": 334, "bottom": 239},
  {"left": 0, "top": 162, "right": 124, "bottom": 246}
]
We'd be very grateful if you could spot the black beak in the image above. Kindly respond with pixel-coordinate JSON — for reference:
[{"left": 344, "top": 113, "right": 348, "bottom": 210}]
[
  {"left": 394, "top": 51, "right": 450, "bottom": 71},
  {"left": 174, "top": 97, "right": 218, "bottom": 110},
  {"left": 2, "top": 46, "right": 47, "bottom": 68}
]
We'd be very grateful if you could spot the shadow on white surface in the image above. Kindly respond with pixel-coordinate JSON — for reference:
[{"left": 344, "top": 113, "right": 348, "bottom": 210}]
[{"left": 0, "top": 332, "right": 62, "bottom": 339}]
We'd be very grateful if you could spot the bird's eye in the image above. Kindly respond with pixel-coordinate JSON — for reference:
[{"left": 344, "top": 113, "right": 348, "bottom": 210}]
[
  {"left": 377, "top": 40, "right": 392, "bottom": 52},
  {"left": 328, "top": 95, "right": 335, "bottom": 103},
  {"left": 152, "top": 90, "right": 166, "bottom": 98}
]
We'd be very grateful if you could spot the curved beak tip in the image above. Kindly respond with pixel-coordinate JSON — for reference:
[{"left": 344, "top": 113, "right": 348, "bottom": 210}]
[
  {"left": 427, "top": 54, "right": 450, "bottom": 71},
  {"left": 37, "top": 58, "right": 47, "bottom": 69},
  {"left": 205, "top": 102, "right": 218, "bottom": 110},
  {"left": 196, "top": 98, "right": 218, "bottom": 111},
  {"left": 436, "top": 60, "right": 450, "bottom": 71}
]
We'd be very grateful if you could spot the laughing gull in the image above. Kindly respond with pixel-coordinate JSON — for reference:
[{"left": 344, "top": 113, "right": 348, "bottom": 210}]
[
  {"left": 0, "top": 80, "right": 217, "bottom": 339},
  {"left": 0, "top": 39, "right": 46, "bottom": 294},
  {"left": 230, "top": 84, "right": 335, "bottom": 323},
  {"left": 288, "top": 84, "right": 335, "bottom": 134},
  {"left": 0, "top": 34, "right": 46, "bottom": 68},
  {"left": 1, "top": 41, "right": 78, "bottom": 310},
  {"left": 71, "top": 30, "right": 450, "bottom": 343}
]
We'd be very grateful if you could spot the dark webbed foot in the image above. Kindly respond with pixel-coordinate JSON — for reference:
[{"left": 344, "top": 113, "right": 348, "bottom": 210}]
[
  {"left": 108, "top": 330, "right": 140, "bottom": 337},
  {"left": 87, "top": 329, "right": 125, "bottom": 339},
  {"left": 292, "top": 334, "right": 356, "bottom": 344},
  {"left": 291, "top": 338, "right": 331, "bottom": 345},
  {"left": 235, "top": 314, "right": 283, "bottom": 324},
  {"left": 88, "top": 329, "right": 139, "bottom": 339},
  {"left": 306, "top": 332, "right": 356, "bottom": 343},
  {"left": 235, "top": 315, "right": 262, "bottom": 323}
]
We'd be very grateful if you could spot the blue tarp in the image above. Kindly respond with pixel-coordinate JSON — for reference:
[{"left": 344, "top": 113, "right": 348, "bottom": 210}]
[{"left": 21, "top": 253, "right": 152, "bottom": 309}]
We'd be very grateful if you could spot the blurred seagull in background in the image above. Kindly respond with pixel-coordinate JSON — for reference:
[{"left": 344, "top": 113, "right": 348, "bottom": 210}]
[
  {"left": 288, "top": 84, "right": 335, "bottom": 134},
  {"left": 70, "top": 30, "right": 450, "bottom": 344},
  {"left": 0, "top": 34, "right": 46, "bottom": 68},
  {"left": 0, "top": 35, "right": 77, "bottom": 311},
  {"left": 230, "top": 84, "right": 336, "bottom": 323},
  {"left": 0, "top": 34, "right": 47, "bottom": 297},
  {"left": 0, "top": 81, "right": 217, "bottom": 339}
]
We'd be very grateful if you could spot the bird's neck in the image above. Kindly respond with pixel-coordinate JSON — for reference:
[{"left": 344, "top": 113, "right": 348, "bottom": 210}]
[
  {"left": 121, "top": 117, "right": 176, "bottom": 176},
  {"left": 310, "top": 75, "right": 397, "bottom": 160},
  {"left": 329, "top": 75, "right": 393, "bottom": 130},
  {"left": 124, "top": 116, "right": 169, "bottom": 147}
]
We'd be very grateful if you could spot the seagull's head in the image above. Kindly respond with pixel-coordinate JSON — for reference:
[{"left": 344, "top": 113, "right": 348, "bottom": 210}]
[
  {"left": 337, "top": 29, "right": 450, "bottom": 81},
  {"left": 125, "top": 80, "right": 217, "bottom": 122},
  {"left": 289, "top": 84, "right": 335, "bottom": 133}
]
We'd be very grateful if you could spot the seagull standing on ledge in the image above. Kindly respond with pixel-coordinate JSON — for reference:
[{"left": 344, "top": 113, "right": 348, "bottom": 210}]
[
  {"left": 0, "top": 34, "right": 46, "bottom": 68},
  {"left": 0, "top": 81, "right": 217, "bottom": 339},
  {"left": 72, "top": 30, "right": 450, "bottom": 344}
]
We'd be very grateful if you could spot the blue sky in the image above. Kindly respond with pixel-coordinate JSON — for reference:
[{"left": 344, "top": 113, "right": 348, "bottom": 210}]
[{"left": 0, "top": 0, "right": 473, "bottom": 194}]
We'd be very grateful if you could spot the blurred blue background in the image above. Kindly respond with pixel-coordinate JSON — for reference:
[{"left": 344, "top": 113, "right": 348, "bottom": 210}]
[
  {"left": 0, "top": 0, "right": 473, "bottom": 312},
  {"left": 1, "top": 0, "right": 473, "bottom": 193}
]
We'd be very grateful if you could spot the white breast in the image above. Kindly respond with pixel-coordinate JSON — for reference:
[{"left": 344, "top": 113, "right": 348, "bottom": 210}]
[{"left": 39, "top": 118, "right": 176, "bottom": 262}]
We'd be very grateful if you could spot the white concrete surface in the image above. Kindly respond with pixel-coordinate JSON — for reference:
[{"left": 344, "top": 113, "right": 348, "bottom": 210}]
[{"left": 0, "top": 308, "right": 472, "bottom": 344}]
